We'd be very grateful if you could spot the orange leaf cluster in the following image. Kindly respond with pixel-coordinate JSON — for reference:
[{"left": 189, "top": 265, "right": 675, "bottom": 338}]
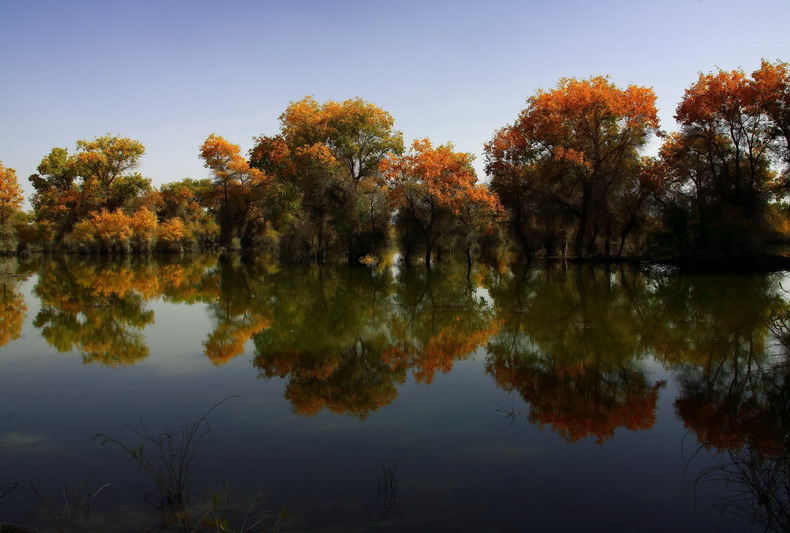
[
  {"left": 0, "top": 162, "right": 23, "bottom": 224},
  {"left": 200, "top": 134, "right": 267, "bottom": 187},
  {"left": 158, "top": 217, "right": 189, "bottom": 243}
]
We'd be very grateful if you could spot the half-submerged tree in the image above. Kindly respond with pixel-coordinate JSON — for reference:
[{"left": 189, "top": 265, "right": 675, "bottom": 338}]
[
  {"left": 485, "top": 76, "right": 659, "bottom": 258},
  {"left": 28, "top": 134, "right": 158, "bottom": 252},
  {"left": 655, "top": 60, "right": 790, "bottom": 258},
  {"left": 199, "top": 134, "right": 272, "bottom": 249},
  {"left": 156, "top": 178, "right": 219, "bottom": 250},
  {"left": 382, "top": 139, "right": 502, "bottom": 267},
  {"left": 250, "top": 96, "right": 404, "bottom": 262}
]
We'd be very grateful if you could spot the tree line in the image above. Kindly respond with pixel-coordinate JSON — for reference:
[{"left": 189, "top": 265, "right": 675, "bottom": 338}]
[{"left": 0, "top": 59, "right": 787, "bottom": 264}]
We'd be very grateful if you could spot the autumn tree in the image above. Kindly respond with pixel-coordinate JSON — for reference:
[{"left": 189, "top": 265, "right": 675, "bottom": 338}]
[
  {"left": 29, "top": 147, "right": 87, "bottom": 242},
  {"left": 155, "top": 178, "right": 218, "bottom": 249},
  {"left": 442, "top": 169, "right": 503, "bottom": 268},
  {"left": 0, "top": 162, "right": 24, "bottom": 252},
  {"left": 251, "top": 134, "right": 332, "bottom": 260},
  {"left": 485, "top": 77, "right": 659, "bottom": 258},
  {"left": 199, "top": 134, "right": 272, "bottom": 248},
  {"left": 655, "top": 61, "right": 789, "bottom": 257},
  {"left": 251, "top": 96, "right": 403, "bottom": 262},
  {"left": 381, "top": 139, "right": 502, "bottom": 267},
  {"left": 753, "top": 60, "right": 790, "bottom": 168},
  {"left": 28, "top": 135, "right": 156, "bottom": 250}
]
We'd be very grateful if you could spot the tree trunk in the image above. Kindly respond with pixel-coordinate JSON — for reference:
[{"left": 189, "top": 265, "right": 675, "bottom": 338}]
[
  {"left": 347, "top": 233, "right": 355, "bottom": 264},
  {"left": 316, "top": 214, "right": 326, "bottom": 263},
  {"left": 574, "top": 192, "right": 591, "bottom": 258},
  {"left": 425, "top": 241, "right": 433, "bottom": 269},
  {"left": 545, "top": 236, "right": 556, "bottom": 258},
  {"left": 617, "top": 233, "right": 627, "bottom": 257}
]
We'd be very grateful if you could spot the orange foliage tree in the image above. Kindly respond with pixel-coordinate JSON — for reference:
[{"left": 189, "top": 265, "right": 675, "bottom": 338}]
[
  {"left": 69, "top": 207, "right": 159, "bottom": 253},
  {"left": 0, "top": 162, "right": 23, "bottom": 227},
  {"left": 199, "top": 134, "right": 270, "bottom": 248},
  {"left": 156, "top": 178, "right": 218, "bottom": 249},
  {"left": 753, "top": 60, "right": 790, "bottom": 166},
  {"left": 158, "top": 217, "right": 189, "bottom": 246},
  {"left": 485, "top": 77, "right": 659, "bottom": 258},
  {"left": 28, "top": 135, "right": 157, "bottom": 250},
  {"left": 382, "top": 139, "right": 502, "bottom": 266},
  {"left": 0, "top": 162, "right": 24, "bottom": 252},
  {"left": 656, "top": 60, "right": 789, "bottom": 255}
]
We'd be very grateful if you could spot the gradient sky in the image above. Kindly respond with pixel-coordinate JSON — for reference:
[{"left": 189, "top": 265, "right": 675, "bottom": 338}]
[{"left": 1, "top": 0, "right": 788, "bottom": 206}]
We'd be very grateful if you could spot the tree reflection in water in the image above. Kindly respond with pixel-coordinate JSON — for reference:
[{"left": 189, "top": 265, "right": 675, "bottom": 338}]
[
  {"left": 31, "top": 255, "right": 219, "bottom": 366},
  {"left": 24, "top": 257, "right": 790, "bottom": 474},
  {"left": 485, "top": 264, "right": 666, "bottom": 443},
  {"left": 665, "top": 275, "right": 790, "bottom": 532},
  {"left": 252, "top": 262, "right": 498, "bottom": 417},
  {"left": 15, "top": 255, "right": 790, "bottom": 530},
  {"left": 0, "top": 258, "right": 28, "bottom": 348}
]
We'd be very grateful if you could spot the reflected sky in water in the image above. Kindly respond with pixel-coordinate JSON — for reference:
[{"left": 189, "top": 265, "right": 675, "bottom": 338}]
[{"left": 0, "top": 256, "right": 787, "bottom": 531}]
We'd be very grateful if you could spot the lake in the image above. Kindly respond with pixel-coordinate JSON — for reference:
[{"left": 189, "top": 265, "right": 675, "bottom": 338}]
[{"left": 0, "top": 255, "right": 788, "bottom": 532}]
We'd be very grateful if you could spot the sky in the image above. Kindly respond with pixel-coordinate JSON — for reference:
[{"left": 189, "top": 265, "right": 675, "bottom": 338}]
[{"left": 1, "top": 0, "right": 788, "bottom": 207}]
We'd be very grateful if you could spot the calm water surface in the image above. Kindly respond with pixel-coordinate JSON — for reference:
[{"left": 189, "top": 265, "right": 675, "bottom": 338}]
[{"left": 0, "top": 255, "right": 788, "bottom": 532}]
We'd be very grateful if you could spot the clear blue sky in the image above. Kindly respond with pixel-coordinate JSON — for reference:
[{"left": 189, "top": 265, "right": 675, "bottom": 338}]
[{"left": 1, "top": 0, "right": 788, "bottom": 207}]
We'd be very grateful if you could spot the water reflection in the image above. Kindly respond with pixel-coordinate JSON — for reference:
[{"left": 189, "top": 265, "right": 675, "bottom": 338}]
[
  {"left": 0, "top": 258, "right": 28, "bottom": 347},
  {"left": 204, "top": 256, "right": 270, "bottom": 365},
  {"left": 252, "top": 263, "right": 497, "bottom": 417},
  {"left": 681, "top": 348, "right": 790, "bottom": 531},
  {"left": 32, "top": 258, "right": 154, "bottom": 365},
  {"left": 252, "top": 264, "right": 403, "bottom": 418},
  {"left": 30, "top": 255, "right": 219, "bottom": 366},
  {"left": 385, "top": 267, "right": 499, "bottom": 384},
  {"left": 22, "top": 257, "right": 790, "bottom": 438},
  {"left": 5, "top": 256, "right": 789, "bottom": 532},
  {"left": 648, "top": 275, "right": 790, "bottom": 530},
  {"left": 485, "top": 265, "right": 665, "bottom": 443}
]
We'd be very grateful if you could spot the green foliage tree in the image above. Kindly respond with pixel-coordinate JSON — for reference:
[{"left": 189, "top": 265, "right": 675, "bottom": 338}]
[
  {"left": 28, "top": 135, "right": 157, "bottom": 252},
  {"left": 251, "top": 96, "right": 404, "bottom": 262}
]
